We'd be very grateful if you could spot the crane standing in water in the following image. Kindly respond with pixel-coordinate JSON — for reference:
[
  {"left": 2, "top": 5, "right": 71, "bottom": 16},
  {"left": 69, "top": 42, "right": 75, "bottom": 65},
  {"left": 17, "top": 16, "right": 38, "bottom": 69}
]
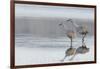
[
  {"left": 66, "top": 19, "right": 89, "bottom": 48},
  {"left": 59, "top": 18, "right": 89, "bottom": 61},
  {"left": 66, "top": 19, "right": 89, "bottom": 60},
  {"left": 59, "top": 21, "right": 76, "bottom": 61}
]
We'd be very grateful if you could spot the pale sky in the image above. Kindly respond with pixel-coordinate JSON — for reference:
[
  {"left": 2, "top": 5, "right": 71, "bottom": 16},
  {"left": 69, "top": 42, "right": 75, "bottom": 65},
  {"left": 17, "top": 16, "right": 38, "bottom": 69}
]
[{"left": 15, "top": 4, "right": 94, "bottom": 19}]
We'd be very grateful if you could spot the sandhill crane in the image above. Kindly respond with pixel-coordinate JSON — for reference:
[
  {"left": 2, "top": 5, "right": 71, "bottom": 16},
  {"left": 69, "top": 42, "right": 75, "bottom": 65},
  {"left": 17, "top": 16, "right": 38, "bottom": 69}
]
[
  {"left": 66, "top": 19, "right": 90, "bottom": 60},
  {"left": 59, "top": 22, "right": 76, "bottom": 61},
  {"left": 66, "top": 19, "right": 88, "bottom": 48}
]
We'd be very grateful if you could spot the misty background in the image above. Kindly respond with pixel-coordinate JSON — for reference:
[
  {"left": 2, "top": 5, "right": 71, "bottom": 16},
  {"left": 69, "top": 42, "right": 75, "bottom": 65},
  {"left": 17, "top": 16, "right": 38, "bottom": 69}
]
[{"left": 15, "top": 4, "right": 94, "bottom": 38}]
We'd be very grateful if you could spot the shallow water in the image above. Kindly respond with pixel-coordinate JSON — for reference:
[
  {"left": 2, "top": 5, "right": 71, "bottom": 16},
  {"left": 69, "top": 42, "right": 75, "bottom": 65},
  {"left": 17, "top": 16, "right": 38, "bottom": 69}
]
[{"left": 15, "top": 35, "right": 94, "bottom": 65}]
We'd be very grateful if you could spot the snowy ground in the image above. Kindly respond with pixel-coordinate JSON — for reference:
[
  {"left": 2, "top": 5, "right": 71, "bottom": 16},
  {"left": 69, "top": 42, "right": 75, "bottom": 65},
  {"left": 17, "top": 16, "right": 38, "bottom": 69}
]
[{"left": 15, "top": 35, "right": 94, "bottom": 65}]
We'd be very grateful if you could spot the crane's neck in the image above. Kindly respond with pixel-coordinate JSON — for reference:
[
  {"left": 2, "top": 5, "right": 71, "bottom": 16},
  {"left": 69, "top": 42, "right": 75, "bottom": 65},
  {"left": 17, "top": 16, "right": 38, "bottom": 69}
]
[
  {"left": 66, "top": 19, "right": 79, "bottom": 28},
  {"left": 60, "top": 23, "right": 67, "bottom": 31}
]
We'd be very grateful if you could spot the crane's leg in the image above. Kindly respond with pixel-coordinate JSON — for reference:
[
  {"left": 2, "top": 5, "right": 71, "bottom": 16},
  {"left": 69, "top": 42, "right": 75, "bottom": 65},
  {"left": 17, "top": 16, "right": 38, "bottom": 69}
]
[
  {"left": 82, "top": 34, "right": 86, "bottom": 47},
  {"left": 70, "top": 38, "right": 73, "bottom": 48}
]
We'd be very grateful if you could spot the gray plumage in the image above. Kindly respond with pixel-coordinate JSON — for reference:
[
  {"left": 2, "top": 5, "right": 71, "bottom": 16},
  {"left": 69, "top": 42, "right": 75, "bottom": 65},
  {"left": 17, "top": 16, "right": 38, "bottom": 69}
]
[
  {"left": 66, "top": 19, "right": 90, "bottom": 60},
  {"left": 59, "top": 20, "right": 76, "bottom": 61}
]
